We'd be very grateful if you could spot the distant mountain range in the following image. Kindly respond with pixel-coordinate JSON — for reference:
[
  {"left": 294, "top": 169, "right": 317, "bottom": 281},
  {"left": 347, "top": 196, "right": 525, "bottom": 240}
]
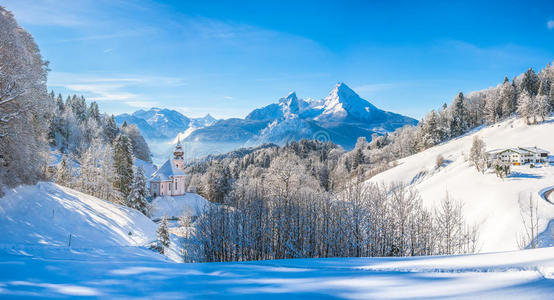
[
  {"left": 116, "top": 82, "right": 417, "bottom": 150},
  {"left": 115, "top": 108, "right": 216, "bottom": 140}
]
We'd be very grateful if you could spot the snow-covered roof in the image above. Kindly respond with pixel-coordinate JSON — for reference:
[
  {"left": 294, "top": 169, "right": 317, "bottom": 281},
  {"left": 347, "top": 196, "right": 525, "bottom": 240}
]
[
  {"left": 518, "top": 146, "right": 549, "bottom": 154},
  {"left": 486, "top": 147, "right": 550, "bottom": 155},
  {"left": 150, "top": 160, "right": 185, "bottom": 182}
]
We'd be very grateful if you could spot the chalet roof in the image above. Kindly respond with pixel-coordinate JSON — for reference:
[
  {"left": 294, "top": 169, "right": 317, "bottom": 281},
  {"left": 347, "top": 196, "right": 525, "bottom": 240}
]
[
  {"left": 150, "top": 160, "right": 185, "bottom": 182},
  {"left": 518, "top": 146, "right": 549, "bottom": 154},
  {"left": 487, "top": 147, "right": 550, "bottom": 155}
]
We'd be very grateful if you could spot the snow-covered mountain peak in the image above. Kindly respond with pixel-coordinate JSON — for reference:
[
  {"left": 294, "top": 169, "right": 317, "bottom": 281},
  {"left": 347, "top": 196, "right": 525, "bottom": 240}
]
[{"left": 318, "top": 82, "right": 379, "bottom": 122}]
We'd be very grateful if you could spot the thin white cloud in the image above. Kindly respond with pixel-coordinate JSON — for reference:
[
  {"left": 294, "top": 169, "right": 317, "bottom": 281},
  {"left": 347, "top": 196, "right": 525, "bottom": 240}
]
[
  {"left": 548, "top": 20, "right": 554, "bottom": 30},
  {"left": 48, "top": 72, "right": 186, "bottom": 104},
  {"left": 1, "top": 0, "right": 94, "bottom": 27},
  {"left": 125, "top": 101, "right": 160, "bottom": 109},
  {"left": 223, "top": 96, "right": 233, "bottom": 100}
]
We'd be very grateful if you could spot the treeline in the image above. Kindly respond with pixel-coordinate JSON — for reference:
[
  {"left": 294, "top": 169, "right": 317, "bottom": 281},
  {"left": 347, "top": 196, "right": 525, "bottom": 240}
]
[
  {"left": 48, "top": 92, "right": 151, "bottom": 162},
  {"left": 191, "top": 179, "right": 478, "bottom": 262},
  {"left": 49, "top": 93, "right": 151, "bottom": 215}
]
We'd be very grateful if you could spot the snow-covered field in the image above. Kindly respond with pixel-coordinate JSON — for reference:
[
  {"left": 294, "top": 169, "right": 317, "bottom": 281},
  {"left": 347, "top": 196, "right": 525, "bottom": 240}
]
[
  {"left": 371, "top": 117, "right": 554, "bottom": 252},
  {"left": 1, "top": 244, "right": 554, "bottom": 298},
  {"left": 150, "top": 193, "right": 212, "bottom": 220}
]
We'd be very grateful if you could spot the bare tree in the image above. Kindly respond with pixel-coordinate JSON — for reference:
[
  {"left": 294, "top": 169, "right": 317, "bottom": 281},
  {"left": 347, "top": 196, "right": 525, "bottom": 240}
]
[{"left": 517, "top": 194, "right": 540, "bottom": 249}]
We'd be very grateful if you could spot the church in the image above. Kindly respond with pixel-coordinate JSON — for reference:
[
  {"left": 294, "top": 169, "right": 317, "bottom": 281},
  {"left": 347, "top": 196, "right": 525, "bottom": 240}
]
[{"left": 149, "top": 140, "right": 186, "bottom": 198}]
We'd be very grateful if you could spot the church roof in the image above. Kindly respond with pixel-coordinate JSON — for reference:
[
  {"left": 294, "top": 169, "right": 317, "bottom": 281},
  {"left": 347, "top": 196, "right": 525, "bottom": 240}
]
[{"left": 150, "top": 160, "right": 185, "bottom": 182}]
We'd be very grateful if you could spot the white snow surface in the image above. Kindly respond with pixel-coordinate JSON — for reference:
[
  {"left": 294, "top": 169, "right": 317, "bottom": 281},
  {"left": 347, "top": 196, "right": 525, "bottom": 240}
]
[
  {"left": 0, "top": 182, "right": 157, "bottom": 248},
  {"left": 370, "top": 116, "right": 554, "bottom": 252},
  {"left": 1, "top": 244, "right": 554, "bottom": 298},
  {"left": 0, "top": 182, "right": 183, "bottom": 262},
  {"left": 150, "top": 193, "right": 212, "bottom": 219}
]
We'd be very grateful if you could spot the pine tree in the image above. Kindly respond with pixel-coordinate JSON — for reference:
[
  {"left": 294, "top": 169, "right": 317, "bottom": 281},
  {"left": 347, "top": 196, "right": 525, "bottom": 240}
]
[
  {"left": 450, "top": 92, "right": 469, "bottom": 137},
  {"left": 352, "top": 148, "right": 364, "bottom": 169},
  {"left": 104, "top": 115, "right": 119, "bottom": 142},
  {"left": 519, "top": 68, "right": 540, "bottom": 96},
  {"left": 56, "top": 155, "right": 73, "bottom": 187},
  {"left": 127, "top": 167, "right": 150, "bottom": 216},
  {"left": 87, "top": 101, "right": 100, "bottom": 121},
  {"left": 500, "top": 78, "right": 517, "bottom": 116},
  {"left": 536, "top": 80, "right": 551, "bottom": 122},
  {"left": 113, "top": 134, "right": 135, "bottom": 199},
  {"left": 157, "top": 217, "right": 170, "bottom": 253},
  {"left": 549, "top": 83, "right": 554, "bottom": 111},
  {"left": 517, "top": 90, "right": 535, "bottom": 124},
  {"left": 56, "top": 94, "right": 65, "bottom": 112}
]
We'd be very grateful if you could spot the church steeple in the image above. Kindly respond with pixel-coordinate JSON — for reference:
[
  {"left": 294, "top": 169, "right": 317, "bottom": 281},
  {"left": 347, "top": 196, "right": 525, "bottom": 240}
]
[{"left": 173, "top": 137, "right": 184, "bottom": 160}]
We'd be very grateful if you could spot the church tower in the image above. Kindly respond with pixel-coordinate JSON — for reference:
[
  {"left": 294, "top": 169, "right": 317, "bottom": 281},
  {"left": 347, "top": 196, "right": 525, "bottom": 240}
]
[{"left": 172, "top": 138, "right": 185, "bottom": 170}]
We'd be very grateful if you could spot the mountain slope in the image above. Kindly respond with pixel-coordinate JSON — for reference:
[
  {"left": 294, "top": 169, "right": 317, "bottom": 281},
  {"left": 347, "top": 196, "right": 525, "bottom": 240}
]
[
  {"left": 370, "top": 116, "right": 554, "bottom": 252},
  {"left": 186, "top": 83, "right": 417, "bottom": 149},
  {"left": 115, "top": 108, "right": 217, "bottom": 140}
]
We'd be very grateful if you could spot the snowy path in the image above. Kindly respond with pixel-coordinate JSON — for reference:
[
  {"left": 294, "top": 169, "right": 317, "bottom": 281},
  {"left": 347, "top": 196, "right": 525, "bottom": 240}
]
[
  {"left": 1, "top": 246, "right": 554, "bottom": 299},
  {"left": 539, "top": 186, "right": 554, "bottom": 204}
]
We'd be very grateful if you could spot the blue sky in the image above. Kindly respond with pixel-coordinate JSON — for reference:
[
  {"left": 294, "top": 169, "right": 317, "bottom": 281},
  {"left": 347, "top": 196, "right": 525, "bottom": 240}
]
[{"left": 3, "top": 0, "right": 554, "bottom": 119}]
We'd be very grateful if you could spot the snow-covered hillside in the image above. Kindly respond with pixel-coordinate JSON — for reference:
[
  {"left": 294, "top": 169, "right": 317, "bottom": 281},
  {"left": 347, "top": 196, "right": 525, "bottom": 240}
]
[
  {"left": 371, "top": 116, "right": 554, "bottom": 252},
  {"left": 0, "top": 182, "right": 184, "bottom": 262},
  {"left": 0, "top": 182, "right": 156, "bottom": 248}
]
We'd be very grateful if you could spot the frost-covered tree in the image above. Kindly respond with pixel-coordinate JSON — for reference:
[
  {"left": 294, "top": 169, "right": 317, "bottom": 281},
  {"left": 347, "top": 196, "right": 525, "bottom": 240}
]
[
  {"left": 469, "top": 136, "right": 487, "bottom": 173},
  {"left": 519, "top": 68, "right": 540, "bottom": 96},
  {"left": 535, "top": 80, "right": 551, "bottom": 122},
  {"left": 450, "top": 92, "right": 469, "bottom": 137},
  {"left": 157, "top": 217, "right": 170, "bottom": 253},
  {"left": 435, "top": 193, "right": 464, "bottom": 255},
  {"left": 547, "top": 82, "right": 554, "bottom": 109},
  {"left": 500, "top": 77, "right": 517, "bottom": 117},
  {"left": 517, "top": 90, "right": 536, "bottom": 125},
  {"left": 113, "top": 134, "right": 135, "bottom": 198},
  {"left": 77, "top": 139, "right": 121, "bottom": 202},
  {"left": 55, "top": 155, "right": 74, "bottom": 187},
  {"left": 127, "top": 167, "right": 150, "bottom": 216},
  {"left": 0, "top": 7, "right": 52, "bottom": 192}
]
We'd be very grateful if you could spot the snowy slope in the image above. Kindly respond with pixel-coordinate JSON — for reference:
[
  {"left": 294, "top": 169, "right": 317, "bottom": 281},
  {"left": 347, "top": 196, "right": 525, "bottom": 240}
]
[
  {"left": 150, "top": 193, "right": 212, "bottom": 220},
  {"left": 1, "top": 245, "right": 554, "bottom": 298},
  {"left": 0, "top": 182, "right": 156, "bottom": 248},
  {"left": 370, "top": 116, "right": 554, "bottom": 252},
  {"left": 0, "top": 182, "right": 185, "bottom": 262}
]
